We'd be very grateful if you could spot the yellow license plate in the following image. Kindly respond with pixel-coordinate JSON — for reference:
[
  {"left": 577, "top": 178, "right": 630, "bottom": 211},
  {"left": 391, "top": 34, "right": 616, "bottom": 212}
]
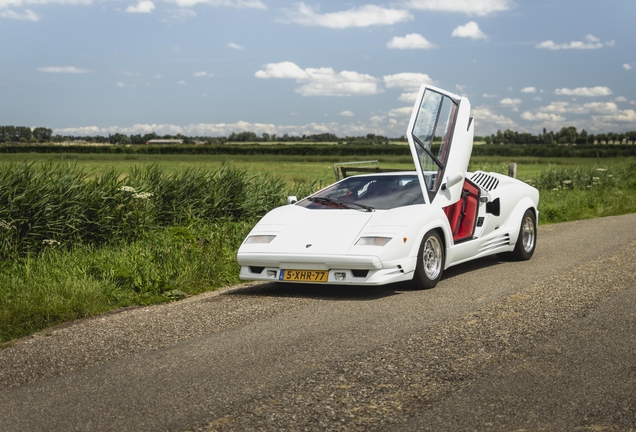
[{"left": 279, "top": 269, "right": 328, "bottom": 283}]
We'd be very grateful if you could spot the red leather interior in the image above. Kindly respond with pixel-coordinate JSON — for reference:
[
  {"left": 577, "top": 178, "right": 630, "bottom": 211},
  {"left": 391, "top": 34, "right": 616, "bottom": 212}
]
[{"left": 443, "top": 179, "right": 480, "bottom": 242}]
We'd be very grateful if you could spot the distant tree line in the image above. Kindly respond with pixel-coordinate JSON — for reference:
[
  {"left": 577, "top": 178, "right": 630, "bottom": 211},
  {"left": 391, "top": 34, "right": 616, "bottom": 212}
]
[
  {"left": 1, "top": 125, "right": 635, "bottom": 146},
  {"left": 0, "top": 126, "right": 53, "bottom": 143},
  {"left": 484, "top": 127, "right": 636, "bottom": 145}
]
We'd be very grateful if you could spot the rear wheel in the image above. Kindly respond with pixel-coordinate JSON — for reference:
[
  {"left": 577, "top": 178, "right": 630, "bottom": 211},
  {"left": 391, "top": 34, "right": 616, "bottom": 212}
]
[
  {"left": 510, "top": 209, "right": 536, "bottom": 261},
  {"left": 413, "top": 230, "right": 444, "bottom": 289}
]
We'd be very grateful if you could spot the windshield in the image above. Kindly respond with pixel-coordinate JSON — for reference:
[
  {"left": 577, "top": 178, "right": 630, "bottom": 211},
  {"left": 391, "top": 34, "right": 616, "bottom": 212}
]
[{"left": 297, "top": 174, "right": 424, "bottom": 210}]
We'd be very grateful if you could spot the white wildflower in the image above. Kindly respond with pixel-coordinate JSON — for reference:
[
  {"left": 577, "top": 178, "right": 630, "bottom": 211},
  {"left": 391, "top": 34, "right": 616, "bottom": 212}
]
[
  {"left": 1, "top": 220, "right": 15, "bottom": 230},
  {"left": 596, "top": 168, "right": 607, "bottom": 172},
  {"left": 42, "top": 239, "right": 61, "bottom": 246},
  {"left": 119, "top": 186, "right": 137, "bottom": 193},
  {"left": 133, "top": 192, "right": 154, "bottom": 200}
]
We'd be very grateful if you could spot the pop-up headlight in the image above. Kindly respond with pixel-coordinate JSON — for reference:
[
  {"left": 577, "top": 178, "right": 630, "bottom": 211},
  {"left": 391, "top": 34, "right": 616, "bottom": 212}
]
[
  {"left": 245, "top": 235, "right": 276, "bottom": 244},
  {"left": 355, "top": 237, "right": 392, "bottom": 246}
]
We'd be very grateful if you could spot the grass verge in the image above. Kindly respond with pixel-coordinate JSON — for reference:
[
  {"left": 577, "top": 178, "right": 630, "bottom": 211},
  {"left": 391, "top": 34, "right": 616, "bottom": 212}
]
[{"left": 0, "top": 221, "right": 251, "bottom": 343}]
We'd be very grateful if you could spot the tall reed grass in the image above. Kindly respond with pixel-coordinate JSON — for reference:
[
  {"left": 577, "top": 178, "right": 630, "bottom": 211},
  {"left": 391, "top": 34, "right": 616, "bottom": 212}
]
[{"left": 0, "top": 162, "right": 320, "bottom": 259}]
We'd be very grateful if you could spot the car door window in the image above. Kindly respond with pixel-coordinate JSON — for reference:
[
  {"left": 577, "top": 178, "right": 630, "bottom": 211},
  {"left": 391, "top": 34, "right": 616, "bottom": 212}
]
[{"left": 411, "top": 89, "right": 458, "bottom": 201}]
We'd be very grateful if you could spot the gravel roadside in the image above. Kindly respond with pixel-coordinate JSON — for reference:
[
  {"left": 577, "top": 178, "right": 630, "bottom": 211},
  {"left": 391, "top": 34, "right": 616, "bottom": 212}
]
[
  {"left": 0, "top": 282, "right": 311, "bottom": 390},
  {"left": 198, "top": 240, "right": 636, "bottom": 431}
]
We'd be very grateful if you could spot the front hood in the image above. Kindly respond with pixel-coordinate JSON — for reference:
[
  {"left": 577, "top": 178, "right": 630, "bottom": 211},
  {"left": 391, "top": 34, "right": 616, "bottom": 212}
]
[{"left": 246, "top": 205, "right": 375, "bottom": 255}]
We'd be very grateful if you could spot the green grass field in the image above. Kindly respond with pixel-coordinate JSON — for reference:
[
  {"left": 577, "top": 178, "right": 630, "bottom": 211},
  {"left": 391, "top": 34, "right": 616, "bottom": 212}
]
[{"left": 1, "top": 152, "right": 625, "bottom": 185}]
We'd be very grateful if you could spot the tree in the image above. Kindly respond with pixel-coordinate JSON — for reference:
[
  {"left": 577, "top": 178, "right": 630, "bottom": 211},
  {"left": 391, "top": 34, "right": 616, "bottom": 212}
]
[
  {"left": 109, "top": 133, "right": 130, "bottom": 144},
  {"left": 32, "top": 127, "right": 52, "bottom": 142}
]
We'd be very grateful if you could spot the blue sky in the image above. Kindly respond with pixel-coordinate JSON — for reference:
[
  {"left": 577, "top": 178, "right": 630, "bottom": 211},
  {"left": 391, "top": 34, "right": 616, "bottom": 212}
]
[{"left": 1, "top": 0, "right": 635, "bottom": 138}]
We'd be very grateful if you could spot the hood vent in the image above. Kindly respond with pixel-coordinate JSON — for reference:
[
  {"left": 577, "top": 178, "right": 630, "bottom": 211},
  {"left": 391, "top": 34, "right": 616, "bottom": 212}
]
[{"left": 470, "top": 171, "right": 500, "bottom": 191}]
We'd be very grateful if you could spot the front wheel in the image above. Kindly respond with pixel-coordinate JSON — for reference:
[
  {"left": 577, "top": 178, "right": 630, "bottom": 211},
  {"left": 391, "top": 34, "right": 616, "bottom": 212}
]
[
  {"left": 412, "top": 230, "right": 445, "bottom": 289},
  {"left": 510, "top": 209, "right": 537, "bottom": 261}
]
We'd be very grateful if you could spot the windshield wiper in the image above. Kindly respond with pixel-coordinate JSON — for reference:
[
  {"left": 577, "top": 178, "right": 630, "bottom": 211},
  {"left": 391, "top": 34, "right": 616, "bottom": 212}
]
[
  {"left": 347, "top": 202, "right": 375, "bottom": 212},
  {"left": 308, "top": 196, "right": 375, "bottom": 212},
  {"left": 307, "top": 196, "right": 351, "bottom": 209}
]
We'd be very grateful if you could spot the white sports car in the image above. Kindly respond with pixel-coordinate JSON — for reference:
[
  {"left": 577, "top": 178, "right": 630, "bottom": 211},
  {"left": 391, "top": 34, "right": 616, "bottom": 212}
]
[{"left": 237, "top": 85, "right": 539, "bottom": 289}]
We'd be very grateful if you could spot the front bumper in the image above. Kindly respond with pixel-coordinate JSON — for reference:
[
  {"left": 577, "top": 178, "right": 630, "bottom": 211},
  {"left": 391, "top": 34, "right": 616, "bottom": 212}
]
[{"left": 237, "top": 253, "right": 417, "bottom": 286}]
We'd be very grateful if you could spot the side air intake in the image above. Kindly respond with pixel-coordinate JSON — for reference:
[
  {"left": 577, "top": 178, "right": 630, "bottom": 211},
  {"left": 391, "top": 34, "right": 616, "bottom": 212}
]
[{"left": 470, "top": 171, "right": 500, "bottom": 191}]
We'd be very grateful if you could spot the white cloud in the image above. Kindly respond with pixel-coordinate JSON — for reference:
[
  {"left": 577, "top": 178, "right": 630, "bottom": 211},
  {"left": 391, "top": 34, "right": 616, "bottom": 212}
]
[
  {"left": 282, "top": 2, "right": 412, "bottom": 28},
  {"left": 500, "top": 97, "right": 521, "bottom": 112},
  {"left": 0, "top": 8, "right": 39, "bottom": 20},
  {"left": 228, "top": 42, "right": 243, "bottom": 50},
  {"left": 194, "top": 71, "right": 214, "bottom": 77},
  {"left": 471, "top": 106, "right": 518, "bottom": 134},
  {"left": 0, "top": 0, "right": 91, "bottom": 8},
  {"left": 383, "top": 72, "right": 434, "bottom": 90},
  {"left": 255, "top": 61, "right": 380, "bottom": 97},
  {"left": 554, "top": 86, "right": 613, "bottom": 97},
  {"left": 387, "top": 33, "right": 435, "bottom": 49},
  {"left": 536, "top": 34, "right": 613, "bottom": 50},
  {"left": 520, "top": 112, "right": 566, "bottom": 122},
  {"left": 482, "top": 93, "right": 497, "bottom": 98},
  {"left": 388, "top": 107, "right": 413, "bottom": 117},
  {"left": 165, "top": 8, "right": 196, "bottom": 20},
  {"left": 520, "top": 87, "right": 536, "bottom": 93},
  {"left": 518, "top": 100, "right": 636, "bottom": 131},
  {"left": 126, "top": 0, "right": 154, "bottom": 13},
  {"left": 383, "top": 72, "right": 434, "bottom": 103},
  {"left": 339, "top": 110, "right": 354, "bottom": 117},
  {"left": 37, "top": 66, "right": 91, "bottom": 73},
  {"left": 53, "top": 120, "right": 395, "bottom": 139},
  {"left": 165, "top": 0, "right": 265, "bottom": 8},
  {"left": 564, "top": 103, "right": 635, "bottom": 127},
  {"left": 177, "top": 80, "right": 187, "bottom": 85},
  {"left": 623, "top": 64, "right": 633, "bottom": 70},
  {"left": 397, "top": 92, "right": 419, "bottom": 103},
  {"left": 614, "top": 96, "right": 628, "bottom": 103},
  {"left": 405, "top": 0, "right": 513, "bottom": 16},
  {"left": 255, "top": 61, "right": 310, "bottom": 80},
  {"left": 116, "top": 82, "right": 125, "bottom": 88},
  {"left": 451, "top": 21, "right": 487, "bottom": 40}
]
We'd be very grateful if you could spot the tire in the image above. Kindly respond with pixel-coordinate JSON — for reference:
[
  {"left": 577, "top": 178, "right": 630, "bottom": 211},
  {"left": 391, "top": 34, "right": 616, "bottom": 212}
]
[
  {"left": 509, "top": 209, "right": 537, "bottom": 261},
  {"left": 412, "top": 230, "right": 445, "bottom": 289}
]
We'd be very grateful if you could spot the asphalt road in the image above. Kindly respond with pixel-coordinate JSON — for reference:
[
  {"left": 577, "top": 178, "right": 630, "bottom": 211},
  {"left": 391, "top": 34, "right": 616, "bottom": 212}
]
[{"left": 1, "top": 214, "right": 635, "bottom": 431}]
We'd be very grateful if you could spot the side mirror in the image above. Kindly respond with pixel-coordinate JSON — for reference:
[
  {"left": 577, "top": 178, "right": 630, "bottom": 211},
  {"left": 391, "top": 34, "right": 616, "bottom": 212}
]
[
  {"left": 287, "top": 196, "right": 297, "bottom": 205},
  {"left": 441, "top": 172, "right": 464, "bottom": 190}
]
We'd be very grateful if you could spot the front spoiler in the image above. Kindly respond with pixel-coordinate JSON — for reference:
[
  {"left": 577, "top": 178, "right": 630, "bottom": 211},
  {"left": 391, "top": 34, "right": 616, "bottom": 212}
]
[{"left": 237, "top": 254, "right": 417, "bottom": 286}]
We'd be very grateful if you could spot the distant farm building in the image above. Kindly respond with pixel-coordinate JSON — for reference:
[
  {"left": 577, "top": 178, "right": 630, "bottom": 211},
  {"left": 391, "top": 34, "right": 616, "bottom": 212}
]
[{"left": 146, "top": 139, "right": 184, "bottom": 145}]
